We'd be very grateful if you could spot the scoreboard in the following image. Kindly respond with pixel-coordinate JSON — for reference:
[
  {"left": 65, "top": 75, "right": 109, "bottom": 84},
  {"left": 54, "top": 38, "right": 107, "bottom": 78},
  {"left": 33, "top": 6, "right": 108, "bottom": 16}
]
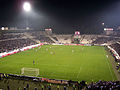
[
  {"left": 73, "top": 31, "right": 81, "bottom": 44},
  {"left": 45, "top": 28, "right": 52, "bottom": 34},
  {"left": 74, "top": 31, "right": 80, "bottom": 38},
  {"left": 75, "top": 31, "right": 80, "bottom": 35}
]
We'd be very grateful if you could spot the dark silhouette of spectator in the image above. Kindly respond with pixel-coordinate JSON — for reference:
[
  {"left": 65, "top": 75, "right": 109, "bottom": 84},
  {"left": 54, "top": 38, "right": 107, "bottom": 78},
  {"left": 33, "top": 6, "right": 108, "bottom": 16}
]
[
  {"left": 24, "top": 87, "right": 26, "bottom": 90},
  {"left": 64, "top": 86, "right": 66, "bottom": 90},
  {"left": 48, "top": 86, "right": 51, "bottom": 90},
  {"left": 57, "top": 85, "right": 59, "bottom": 90},
  {"left": 0, "top": 75, "right": 1, "bottom": 80},
  {"left": 7, "top": 85, "right": 10, "bottom": 90},
  {"left": 41, "top": 85, "right": 44, "bottom": 90},
  {"left": 35, "top": 87, "right": 37, "bottom": 90},
  {"left": 26, "top": 84, "right": 29, "bottom": 88}
]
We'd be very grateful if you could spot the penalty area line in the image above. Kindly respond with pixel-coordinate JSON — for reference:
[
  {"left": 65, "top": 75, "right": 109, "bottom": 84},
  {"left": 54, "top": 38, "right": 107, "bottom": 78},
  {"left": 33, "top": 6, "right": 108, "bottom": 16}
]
[{"left": 77, "top": 67, "right": 82, "bottom": 79}]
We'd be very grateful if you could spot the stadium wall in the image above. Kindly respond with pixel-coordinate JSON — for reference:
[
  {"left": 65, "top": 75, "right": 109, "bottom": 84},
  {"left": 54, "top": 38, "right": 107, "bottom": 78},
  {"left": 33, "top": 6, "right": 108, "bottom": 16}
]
[{"left": 107, "top": 46, "right": 120, "bottom": 60}]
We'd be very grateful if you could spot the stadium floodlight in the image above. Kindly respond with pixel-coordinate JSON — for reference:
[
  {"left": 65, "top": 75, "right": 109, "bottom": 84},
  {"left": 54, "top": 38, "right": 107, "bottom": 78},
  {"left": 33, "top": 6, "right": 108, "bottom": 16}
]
[
  {"left": 23, "top": 2, "right": 31, "bottom": 29},
  {"left": 23, "top": 2, "right": 31, "bottom": 12},
  {"left": 1, "top": 27, "right": 5, "bottom": 30},
  {"left": 102, "top": 23, "right": 104, "bottom": 26}
]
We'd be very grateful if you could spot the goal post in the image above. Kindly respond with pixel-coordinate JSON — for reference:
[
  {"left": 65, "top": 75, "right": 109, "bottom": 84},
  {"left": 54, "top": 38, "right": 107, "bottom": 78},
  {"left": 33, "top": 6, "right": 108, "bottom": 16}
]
[{"left": 21, "top": 67, "right": 39, "bottom": 77}]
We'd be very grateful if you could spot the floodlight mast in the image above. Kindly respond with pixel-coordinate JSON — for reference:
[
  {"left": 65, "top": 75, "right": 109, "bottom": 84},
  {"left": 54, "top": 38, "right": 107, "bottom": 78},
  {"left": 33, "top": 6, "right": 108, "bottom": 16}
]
[{"left": 23, "top": 2, "right": 31, "bottom": 29}]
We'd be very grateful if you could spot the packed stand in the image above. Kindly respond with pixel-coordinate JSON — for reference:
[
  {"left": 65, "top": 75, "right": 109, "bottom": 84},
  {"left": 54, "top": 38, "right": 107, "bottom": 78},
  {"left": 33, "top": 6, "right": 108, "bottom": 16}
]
[
  {"left": 0, "top": 73, "right": 120, "bottom": 90},
  {"left": 110, "top": 43, "right": 120, "bottom": 56},
  {"left": 0, "top": 39, "right": 37, "bottom": 53},
  {"left": 110, "top": 42, "right": 120, "bottom": 72},
  {"left": 0, "top": 34, "right": 25, "bottom": 40},
  {"left": 86, "top": 80, "right": 120, "bottom": 90},
  {"left": 92, "top": 36, "right": 118, "bottom": 44},
  {"left": 116, "top": 62, "right": 120, "bottom": 73}
]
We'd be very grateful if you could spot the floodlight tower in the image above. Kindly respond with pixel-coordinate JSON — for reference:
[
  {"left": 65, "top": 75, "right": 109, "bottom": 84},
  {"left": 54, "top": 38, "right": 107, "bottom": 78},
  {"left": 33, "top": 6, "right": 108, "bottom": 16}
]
[{"left": 23, "top": 2, "right": 31, "bottom": 30}]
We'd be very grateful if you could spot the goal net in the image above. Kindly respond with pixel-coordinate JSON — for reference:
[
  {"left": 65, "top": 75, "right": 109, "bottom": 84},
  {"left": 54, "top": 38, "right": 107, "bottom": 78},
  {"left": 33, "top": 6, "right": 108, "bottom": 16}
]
[{"left": 21, "top": 67, "right": 39, "bottom": 77}]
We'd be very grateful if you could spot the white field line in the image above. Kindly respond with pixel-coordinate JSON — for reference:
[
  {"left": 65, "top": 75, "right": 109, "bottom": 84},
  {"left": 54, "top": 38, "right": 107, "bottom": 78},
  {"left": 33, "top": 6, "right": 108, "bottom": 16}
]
[
  {"left": 106, "top": 55, "right": 108, "bottom": 58},
  {"left": 103, "top": 48, "right": 114, "bottom": 80},
  {"left": 72, "top": 71, "right": 76, "bottom": 78},
  {"left": 105, "top": 58, "right": 114, "bottom": 80},
  {"left": 77, "top": 67, "right": 81, "bottom": 79}
]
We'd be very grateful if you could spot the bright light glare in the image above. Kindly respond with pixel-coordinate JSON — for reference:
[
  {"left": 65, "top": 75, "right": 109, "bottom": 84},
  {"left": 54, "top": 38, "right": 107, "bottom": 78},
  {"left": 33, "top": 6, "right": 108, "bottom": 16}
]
[
  {"left": 1, "top": 27, "right": 5, "bottom": 30},
  {"left": 23, "top": 2, "right": 31, "bottom": 12}
]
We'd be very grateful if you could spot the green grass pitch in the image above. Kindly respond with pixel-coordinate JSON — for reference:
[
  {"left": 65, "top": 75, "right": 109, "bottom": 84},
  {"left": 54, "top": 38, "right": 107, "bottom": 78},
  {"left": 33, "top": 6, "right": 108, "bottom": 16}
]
[{"left": 0, "top": 45, "right": 117, "bottom": 82}]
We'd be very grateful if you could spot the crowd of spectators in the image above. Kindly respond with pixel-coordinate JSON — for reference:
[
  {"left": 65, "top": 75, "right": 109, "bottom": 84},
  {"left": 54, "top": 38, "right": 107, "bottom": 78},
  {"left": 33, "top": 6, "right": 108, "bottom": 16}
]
[
  {"left": 0, "top": 39, "right": 37, "bottom": 53},
  {"left": 110, "top": 43, "right": 120, "bottom": 56},
  {"left": 0, "top": 34, "right": 25, "bottom": 40},
  {"left": 116, "top": 63, "right": 120, "bottom": 73},
  {"left": 92, "top": 37, "right": 118, "bottom": 44},
  {"left": 86, "top": 80, "right": 120, "bottom": 90},
  {"left": 0, "top": 73, "right": 120, "bottom": 90},
  {"left": 0, "top": 73, "right": 73, "bottom": 90},
  {"left": 110, "top": 42, "right": 120, "bottom": 72},
  {"left": 0, "top": 30, "right": 56, "bottom": 53},
  {"left": 0, "top": 31, "right": 55, "bottom": 53}
]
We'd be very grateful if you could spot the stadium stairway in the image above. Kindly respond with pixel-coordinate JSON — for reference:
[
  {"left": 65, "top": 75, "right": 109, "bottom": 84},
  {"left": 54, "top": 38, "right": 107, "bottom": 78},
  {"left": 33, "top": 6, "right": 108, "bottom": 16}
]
[
  {"left": 24, "top": 33, "right": 40, "bottom": 43},
  {"left": 45, "top": 34, "right": 58, "bottom": 43}
]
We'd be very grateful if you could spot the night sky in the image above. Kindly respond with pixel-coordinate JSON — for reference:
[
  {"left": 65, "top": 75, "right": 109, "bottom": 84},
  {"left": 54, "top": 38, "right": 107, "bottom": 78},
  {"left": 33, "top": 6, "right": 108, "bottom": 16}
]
[{"left": 0, "top": 0, "right": 120, "bottom": 34}]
